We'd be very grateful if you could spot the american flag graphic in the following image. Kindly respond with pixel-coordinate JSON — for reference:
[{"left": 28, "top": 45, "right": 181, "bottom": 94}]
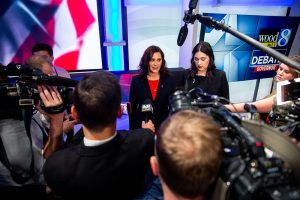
[{"left": 0, "top": 0, "right": 102, "bottom": 70}]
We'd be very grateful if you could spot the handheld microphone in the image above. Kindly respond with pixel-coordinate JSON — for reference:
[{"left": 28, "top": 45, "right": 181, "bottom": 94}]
[
  {"left": 141, "top": 99, "right": 153, "bottom": 123},
  {"left": 177, "top": 24, "right": 188, "bottom": 46}
]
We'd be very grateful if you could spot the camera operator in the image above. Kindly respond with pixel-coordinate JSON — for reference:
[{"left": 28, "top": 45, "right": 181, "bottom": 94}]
[
  {"left": 31, "top": 43, "right": 70, "bottom": 78},
  {"left": 26, "top": 55, "right": 79, "bottom": 142},
  {"left": 224, "top": 55, "right": 300, "bottom": 114},
  {"left": 224, "top": 56, "right": 300, "bottom": 143},
  {"left": 0, "top": 82, "right": 64, "bottom": 198}
]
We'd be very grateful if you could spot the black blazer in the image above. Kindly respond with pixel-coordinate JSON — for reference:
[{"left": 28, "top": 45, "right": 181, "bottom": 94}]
[
  {"left": 43, "top": 129, "right": 154, "bottom": 200},
  {"left": 129, "top": 74, "right": 175, "bottom": 130},
  {"left": 184, "top": 69, "right": 230, "bottom": 100}
]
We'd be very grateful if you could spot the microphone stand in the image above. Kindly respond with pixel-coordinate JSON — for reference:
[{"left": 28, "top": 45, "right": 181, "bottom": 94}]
[{"left": 184, "top": 12, "right": 300, "bottom": 71}]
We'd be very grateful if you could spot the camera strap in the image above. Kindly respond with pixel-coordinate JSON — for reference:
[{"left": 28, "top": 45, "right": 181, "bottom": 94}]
[
  {"left": 40, "top": 103, "right": 66, "bottom": 114},
  {"left": 0, "top": 106, "right": 35, "bottom": 184}
]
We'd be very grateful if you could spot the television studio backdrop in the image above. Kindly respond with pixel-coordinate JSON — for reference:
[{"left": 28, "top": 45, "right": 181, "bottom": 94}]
[
  {"left": 0, "top": 0, "right": 300, "bottom": 124},
  {"left": 1, "top": 1, "right": 300, "bottom": 199}
]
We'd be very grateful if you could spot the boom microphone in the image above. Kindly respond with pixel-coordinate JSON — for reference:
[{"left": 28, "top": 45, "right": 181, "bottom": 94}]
[
  {"left": 188, "top": 0, "right": 199, "bottom": 11},
  {"left": 177, "top": 24, "right": 188, "bottom": 46},
  {"left": 141, "top": 98, "right": 153, "bottom": 123},
  {"left": 177, "top": 0, "right": 199, "bottom": 46}
]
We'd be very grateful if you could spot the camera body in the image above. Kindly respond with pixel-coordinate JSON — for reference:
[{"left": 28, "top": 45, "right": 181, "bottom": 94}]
[
  {"left": 0, "top": 63, "right": 77, "bottom": 119},
  {"left": 169, "top": 89, "right": 300, "bottom": 200},
  {"left": 268, "top": 78, "right": 300, "bottom": 141}
]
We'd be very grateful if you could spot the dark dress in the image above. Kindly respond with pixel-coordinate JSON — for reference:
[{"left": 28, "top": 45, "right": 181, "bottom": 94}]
[
  {"left": 185, "top": 69, "right": 230, "bottom": 100},
  {"left": 129, "top": 74, "right": 175, "bottom": 130},
  {"left": 43, "top": 129, "right": 154, "bottom": 200}
]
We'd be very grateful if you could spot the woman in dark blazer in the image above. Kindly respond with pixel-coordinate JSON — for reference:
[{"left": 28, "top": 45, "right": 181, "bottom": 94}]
[
  {"left": 185, "top": 41, "right": 229, "bottom": 100},
  {"left": 129, "top": 45, "right": 175, "bottom": 130}
]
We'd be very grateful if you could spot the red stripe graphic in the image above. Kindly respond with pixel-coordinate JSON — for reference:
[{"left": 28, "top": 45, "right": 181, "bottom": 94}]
[{"left": 54, "top": 0, "right": 95, "bottom": 70}]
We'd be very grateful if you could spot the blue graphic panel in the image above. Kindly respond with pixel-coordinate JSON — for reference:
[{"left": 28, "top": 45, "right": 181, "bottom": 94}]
[{"left": 204, "top": 14, "right": 300, "bottom": 81}]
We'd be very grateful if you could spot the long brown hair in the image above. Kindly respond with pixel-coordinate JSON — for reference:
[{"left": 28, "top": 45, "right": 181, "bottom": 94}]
[{"left": 138, "top": 45, "right": 170, "bottom": 77}]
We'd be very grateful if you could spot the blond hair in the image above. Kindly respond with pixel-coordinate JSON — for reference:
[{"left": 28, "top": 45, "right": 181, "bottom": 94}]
[{"left": 156, "top": 110, "right": 223, "bottom": 198}]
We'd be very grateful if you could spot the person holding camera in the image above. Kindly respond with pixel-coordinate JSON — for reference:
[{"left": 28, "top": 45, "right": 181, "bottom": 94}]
[
  {"left": 224, "top": 55, "right": 300, "bottom": 114},
  {"left": 136, "top": 110, "right": 223, "bottom": 200},
  {"left": 26, "top": 55, "right": 78, "bottom": 143},
  {"left": 0, "top": 79, "right": 65, "bottom": 198},
  {"left": 31, "top": 43, "right": 70, "bottom": 78},
  {"left": 43, "top": 71, "right": 155, "bottom": 200},
  {"left": 30, "top": 43, "right": 76, "bottom": 139}
]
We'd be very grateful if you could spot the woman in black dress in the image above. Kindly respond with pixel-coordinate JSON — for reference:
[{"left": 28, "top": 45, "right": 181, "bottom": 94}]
[{"left": 185, "top": 41, "right": 229, "bottom": 100}]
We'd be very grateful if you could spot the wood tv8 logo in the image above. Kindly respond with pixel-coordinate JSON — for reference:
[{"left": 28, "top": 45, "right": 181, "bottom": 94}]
[{"left": 258, "top": 29, "right": 291, "bottom": 47}]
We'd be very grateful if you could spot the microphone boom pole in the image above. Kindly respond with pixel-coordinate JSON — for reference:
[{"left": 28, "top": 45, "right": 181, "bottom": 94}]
[{"left": 187, "top": 13, "right": 300, "bottom": 71}]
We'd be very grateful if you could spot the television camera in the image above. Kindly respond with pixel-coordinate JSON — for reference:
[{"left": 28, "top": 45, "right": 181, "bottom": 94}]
[
  {"left": 0, "top": 63, "right": 78, "bottom": 184},
  {"left": 0, "top": 63, "right": 78, "bottom": 120},
  {"left": 169, "top": 88, "right": 300, "bottom": 200},
  {"left": 270, "top": 78, "right": 300, "bottom": 141}
]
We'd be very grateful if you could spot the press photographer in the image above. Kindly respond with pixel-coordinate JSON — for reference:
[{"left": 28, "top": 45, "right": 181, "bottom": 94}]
[
  {"left": 224, "top": 55, "right": 300, "bottom": 120},
  {"left": 222, "top": 55, "right": 300, "bottom": 147},
  {"left": 0, "top": 57, "right": 78, "bottom": 198}
]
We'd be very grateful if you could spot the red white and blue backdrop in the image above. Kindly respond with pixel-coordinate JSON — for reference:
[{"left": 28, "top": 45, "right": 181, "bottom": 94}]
[{"left": 0, "top": 0, "right": 102, "bottom": 70}]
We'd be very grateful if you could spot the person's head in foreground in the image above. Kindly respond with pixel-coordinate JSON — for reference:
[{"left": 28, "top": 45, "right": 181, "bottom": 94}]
[
  {"left": 72, "top": 71, "right": 121, "bottom": 133},
  {"left": 151, "top": 110, "right": 223, "bottom": 200}
]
